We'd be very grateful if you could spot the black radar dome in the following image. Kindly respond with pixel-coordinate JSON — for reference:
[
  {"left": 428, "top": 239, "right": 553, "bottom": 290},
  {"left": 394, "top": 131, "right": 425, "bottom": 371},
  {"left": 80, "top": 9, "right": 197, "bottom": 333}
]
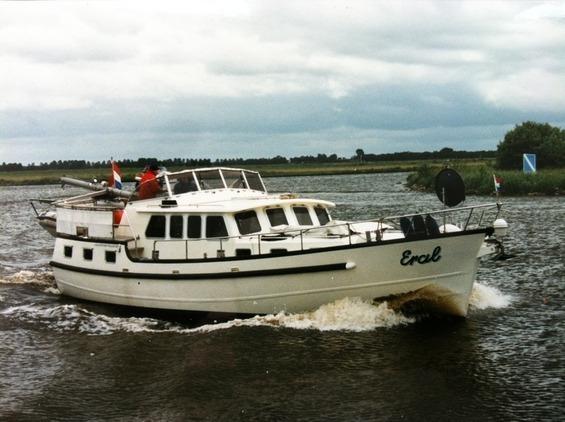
[{"left": 435, "top": 168, "right": 465, "bottom": 207}]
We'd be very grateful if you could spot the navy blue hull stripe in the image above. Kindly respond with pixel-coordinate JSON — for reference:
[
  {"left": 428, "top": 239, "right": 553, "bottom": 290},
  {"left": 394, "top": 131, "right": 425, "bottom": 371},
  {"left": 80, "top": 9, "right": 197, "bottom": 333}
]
[{"left": 50, "top": 261, "right": 348, "bottom": 280}]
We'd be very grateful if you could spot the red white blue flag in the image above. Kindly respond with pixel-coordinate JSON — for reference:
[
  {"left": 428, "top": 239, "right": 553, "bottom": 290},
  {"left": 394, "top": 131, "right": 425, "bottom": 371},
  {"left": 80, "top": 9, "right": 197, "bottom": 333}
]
[
  {"left": 493, "top": 174, "right": 502, "bottom": 192},
  {"left": 109, "top": 160, "right": 122, "bottom": 189}
]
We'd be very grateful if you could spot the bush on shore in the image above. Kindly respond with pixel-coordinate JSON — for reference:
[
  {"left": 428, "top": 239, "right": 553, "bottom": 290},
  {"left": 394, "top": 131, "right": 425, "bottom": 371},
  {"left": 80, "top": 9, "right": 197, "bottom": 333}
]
[{"left": 407, "top": 164, "right": 565, "bottom": 196}]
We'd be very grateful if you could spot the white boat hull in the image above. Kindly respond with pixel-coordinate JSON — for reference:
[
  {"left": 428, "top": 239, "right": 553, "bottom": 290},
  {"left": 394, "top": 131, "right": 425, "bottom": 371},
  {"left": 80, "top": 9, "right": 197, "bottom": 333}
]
[{"left": 52, "top": 231, "right": 485, "bottom": 316}]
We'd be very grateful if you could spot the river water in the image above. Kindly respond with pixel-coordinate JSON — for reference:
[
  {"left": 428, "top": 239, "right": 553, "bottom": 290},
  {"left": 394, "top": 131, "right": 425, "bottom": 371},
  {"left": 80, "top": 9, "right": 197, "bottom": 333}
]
[{"left": 0, "top": 173, "right": 563, "bottom": 421}]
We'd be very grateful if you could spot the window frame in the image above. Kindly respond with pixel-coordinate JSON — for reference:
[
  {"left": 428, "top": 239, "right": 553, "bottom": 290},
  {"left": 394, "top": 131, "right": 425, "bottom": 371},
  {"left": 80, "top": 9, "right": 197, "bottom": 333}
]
[
  {"left": 187, "top": 215, "right": 202, "bottom": 239},
  {"left": 266, "top": 207, "right": 288, "bottom": 227},
  {"left": 234, "top": 210, "right": 262, "bottom": 235},
  {"left": 205, "top": 216, "right": 228, "bottom": 238},
  {"left": 105, "top": 250, "right": 116, "bottom": 263},
  {"left": 169, "top": 215, "right": 184, "bottom": 239},
  {"left": 145, "top": 215, "right": 166, "bottom": 238},
  {"left": 83, "top": 248, "right": 93, "bottom": 261},
  {"left": 292, "top": 206, "right": 313, "bottom": 226},
  {"left": 314, "top": 206, "right": 330, "bottom": 226}
]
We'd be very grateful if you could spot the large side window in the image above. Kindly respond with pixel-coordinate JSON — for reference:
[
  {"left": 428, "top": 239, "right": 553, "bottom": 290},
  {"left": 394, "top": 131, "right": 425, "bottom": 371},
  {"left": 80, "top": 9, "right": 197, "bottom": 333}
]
[
  {"left": 145, "top": 215, "right": 166, "bottom": 238},
  {"left": 266, "top": 208, "right": 288, "bottom": 226},
  {"left": 196, "top": 170, "right": 224, "bottom": 190},
  {"left": 315, "top": 206, "right": 330, "bottom": 225},
  {"left": 293, "top": 206, "right": 313, "bottom": 226},
  {"left": 235, "top": 210, "right": 261, "bottom": 235},
  {"left": 206, "top": 216, "right": 228, "bottom": 238},
  {"left": 222, "top": 170, "right": 246, "bottom": 189},
  {"left": 187, "top": 216, "right": 202, "bottom": 238},
  {"left": 244, "top": 171, "right": 265, "bottom": 191},
  {"left": 170, "top": 215, "right": 184, "bottom": 238}
]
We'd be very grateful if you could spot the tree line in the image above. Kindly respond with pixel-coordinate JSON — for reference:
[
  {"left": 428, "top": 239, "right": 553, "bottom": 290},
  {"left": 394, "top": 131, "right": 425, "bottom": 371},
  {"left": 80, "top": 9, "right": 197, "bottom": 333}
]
[{"left": 0, "top": 149, "right": 496, "bottom": 172}]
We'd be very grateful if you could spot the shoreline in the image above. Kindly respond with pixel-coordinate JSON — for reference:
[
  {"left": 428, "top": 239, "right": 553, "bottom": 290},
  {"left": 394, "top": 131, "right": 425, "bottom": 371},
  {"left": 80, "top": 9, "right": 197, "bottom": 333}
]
[
  {"left": 1, "top": 160, "right": 476, "bottom": 187},
  {"left": 2, "top": 160, "right": 562, "bottom": 196},
  {"left": 0, "top": 166, "right": 413, "bottom": 187}
]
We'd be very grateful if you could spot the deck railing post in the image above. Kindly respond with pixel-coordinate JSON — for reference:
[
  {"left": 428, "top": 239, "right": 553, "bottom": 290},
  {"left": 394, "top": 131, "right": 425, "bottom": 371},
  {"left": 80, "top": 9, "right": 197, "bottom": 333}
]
[
  {"left": 478, "top": 210, "right": 486, "bottom": 227},
  {"left": 463, "top": 208, "right": 474, "bottom": 231}
]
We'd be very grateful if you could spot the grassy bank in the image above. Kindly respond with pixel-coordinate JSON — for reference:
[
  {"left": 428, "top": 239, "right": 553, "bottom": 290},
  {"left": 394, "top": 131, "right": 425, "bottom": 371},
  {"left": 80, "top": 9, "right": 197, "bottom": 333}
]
[
  {"left": 407, "top": 164, "right": 565, "bottom": 196},
  {"left": 0, "top": 159, "right": 493, "bottom": 186}
]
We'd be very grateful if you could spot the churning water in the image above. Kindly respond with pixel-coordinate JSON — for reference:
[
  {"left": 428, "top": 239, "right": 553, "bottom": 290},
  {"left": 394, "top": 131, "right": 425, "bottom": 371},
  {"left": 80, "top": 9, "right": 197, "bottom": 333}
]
[{"left": 0, "top": 173, "right": 563, "bottom": 421}]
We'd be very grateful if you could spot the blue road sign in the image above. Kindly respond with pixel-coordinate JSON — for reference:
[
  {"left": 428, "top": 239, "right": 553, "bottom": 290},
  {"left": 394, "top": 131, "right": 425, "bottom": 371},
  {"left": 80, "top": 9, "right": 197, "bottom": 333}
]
[{"left": 523, "top": 153, "right": 536, "bottom": 173}]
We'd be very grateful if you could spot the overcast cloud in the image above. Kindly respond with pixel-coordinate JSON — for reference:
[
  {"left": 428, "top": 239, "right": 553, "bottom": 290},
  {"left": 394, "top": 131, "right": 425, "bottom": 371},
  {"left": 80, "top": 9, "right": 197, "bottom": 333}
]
[{"left": 1, "top": 0, "right": 565, "bottom": 163}]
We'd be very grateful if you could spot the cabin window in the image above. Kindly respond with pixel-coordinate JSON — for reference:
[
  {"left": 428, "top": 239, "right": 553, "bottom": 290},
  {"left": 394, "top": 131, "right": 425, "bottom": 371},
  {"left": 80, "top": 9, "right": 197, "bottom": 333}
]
[
  {"left": 145, "top": 215, "right": 166, "bottom": 238},
  {"left": 234, "top": 210, "right": 261, "bottom": 235},
  {"left": 64, "top": 246, "right": 73, "bottom": 258},
  {"left": 236, "top": 248, "right": 252, "bottom": 257},
  {"left": 244, "top": 171, "right": 265, "bottom": 191},
  {"left": 222, "top": 170, "right": 246, "bottom": 189},
  {"left": 105, "top": 250, "right": 116, "bottom": 263},
  {"left": 173, "top": 174, "right": 198, "bottom": 194},
  {"left": 83, "top": 248, "right": 93, "bottom": 260},
  {"left": 206, "top": 216, "right": 228, "bottom": 238},
  {"left": 196, "top": 170, "right": 224, "bottom": 190},
  {"left": 266, "top": 208, "right": 288, "bottom": 226},
  {"left": 76, "top": 226, "right": 88, "bottom": 237},
  {"left": 170, "top": 215, "right": 184, "bottom": 238},
  {"left": 187, "top": 216, "right": 202, "bottom": 238},
  {"left": 293, "top": 206, "right": 313, "bottom": 226},
  {"left": 315, "top": 206, "right": 330, "bottom": 225}
]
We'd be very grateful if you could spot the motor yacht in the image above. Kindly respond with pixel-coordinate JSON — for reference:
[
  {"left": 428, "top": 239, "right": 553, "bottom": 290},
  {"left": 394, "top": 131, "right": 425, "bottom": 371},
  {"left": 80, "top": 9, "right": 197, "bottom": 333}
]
[{"left": 37, "top": 167, "right": 507, "bottom": 316}]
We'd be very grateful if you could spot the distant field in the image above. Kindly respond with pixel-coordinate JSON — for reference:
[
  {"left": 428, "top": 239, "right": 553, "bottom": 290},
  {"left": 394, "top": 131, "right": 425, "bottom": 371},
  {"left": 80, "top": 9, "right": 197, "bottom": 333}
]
[{"left": 0, "top": 158, "right": 494, "bottom": 186}]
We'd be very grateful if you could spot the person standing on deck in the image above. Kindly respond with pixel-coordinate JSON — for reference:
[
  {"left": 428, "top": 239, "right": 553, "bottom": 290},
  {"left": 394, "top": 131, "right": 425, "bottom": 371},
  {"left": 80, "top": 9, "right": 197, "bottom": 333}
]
[{"left": 137, "top": 162, "right": 161, "bottom": 200}]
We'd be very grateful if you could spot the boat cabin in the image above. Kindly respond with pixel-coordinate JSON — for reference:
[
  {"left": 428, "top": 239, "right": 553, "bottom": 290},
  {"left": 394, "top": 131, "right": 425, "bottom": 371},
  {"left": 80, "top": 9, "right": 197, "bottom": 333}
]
[{"left": 55, "top": 167, "right": 346, "bottom": 262}]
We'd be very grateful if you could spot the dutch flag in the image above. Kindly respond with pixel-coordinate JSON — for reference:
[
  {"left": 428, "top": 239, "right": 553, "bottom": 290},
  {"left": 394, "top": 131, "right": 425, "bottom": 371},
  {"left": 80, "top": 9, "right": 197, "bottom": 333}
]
[
  {"left": 109, "top": 160, "right": 123, "bottom": 189},
  {"left": 493, "top": 174, "right": 502, "bottom": 193}
]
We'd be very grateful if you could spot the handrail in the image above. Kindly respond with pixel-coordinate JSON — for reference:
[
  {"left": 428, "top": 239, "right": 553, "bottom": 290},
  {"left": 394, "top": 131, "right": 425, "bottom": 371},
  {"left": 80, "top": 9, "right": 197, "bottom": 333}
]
[
  {"left": 379, "top": 202, "right": 499, "bottom": 221},
  {"left": 146, "top": 202, "right": 501, "bottom": 260}
]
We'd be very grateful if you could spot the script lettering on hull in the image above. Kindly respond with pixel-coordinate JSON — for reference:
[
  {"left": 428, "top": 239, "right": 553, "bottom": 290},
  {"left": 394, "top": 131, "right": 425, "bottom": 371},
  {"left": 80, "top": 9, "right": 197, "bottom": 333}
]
[{"left": 400, "top": 246, "right": 442, "bottom": 266}]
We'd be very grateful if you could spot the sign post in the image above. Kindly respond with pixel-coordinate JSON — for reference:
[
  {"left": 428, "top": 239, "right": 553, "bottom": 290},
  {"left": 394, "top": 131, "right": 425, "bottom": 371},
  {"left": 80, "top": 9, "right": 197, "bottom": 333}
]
[{"left": 523, "top": 153, "right": 536, "bottom": 174}]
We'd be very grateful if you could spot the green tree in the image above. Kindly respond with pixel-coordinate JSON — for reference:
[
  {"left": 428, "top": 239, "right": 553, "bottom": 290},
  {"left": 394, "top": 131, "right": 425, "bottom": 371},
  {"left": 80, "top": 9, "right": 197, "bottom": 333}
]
[
  {"left": 355, "top": 148, "right": 365, "bottom": 163},
  {"left": 496, "top": 121, "right": 565, "bottom": 169}
]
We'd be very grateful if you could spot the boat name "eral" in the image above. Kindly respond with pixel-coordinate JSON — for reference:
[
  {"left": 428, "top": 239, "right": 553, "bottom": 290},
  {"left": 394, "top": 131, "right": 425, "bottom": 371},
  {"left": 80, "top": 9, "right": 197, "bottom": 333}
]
[{"left": 400, "top": 246, "right": 442, "bottom": 266}]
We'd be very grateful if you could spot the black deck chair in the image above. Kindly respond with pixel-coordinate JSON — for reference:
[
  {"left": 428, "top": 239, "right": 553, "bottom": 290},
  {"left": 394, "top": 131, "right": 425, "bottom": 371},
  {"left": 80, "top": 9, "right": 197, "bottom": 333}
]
[
  {"left": 425, "top": 214, "right": 440, "bottom": 235},
  {"left": 412, "top": 215, "right": 427, "bottom": 236},
  {"left": 399, "top": 216, "right": 413, "bottom": 237}
]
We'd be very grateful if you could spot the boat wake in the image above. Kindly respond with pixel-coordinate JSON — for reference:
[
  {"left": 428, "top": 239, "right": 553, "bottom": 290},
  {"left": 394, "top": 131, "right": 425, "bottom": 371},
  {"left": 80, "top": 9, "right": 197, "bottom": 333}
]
[
  {"left": 0, "top": 267, "right": 510, "bottom": 334},
  {"left": 0, "top": 270, "right": 56, "bottom": 287},
  {"left": 0, "top": 282, "right": 511, "bottom": 335},
  {"left": 204, "top": 298, "right": 416, "bottom": 332},
  {"left": 469, "top": 282, "right": 513, "bottom": 310},
  {"left": 0, "top": 298, "right": 414, "bottom": 335},
  {"left": 0, "top": 269, "right": 60, "bottom": 295}
]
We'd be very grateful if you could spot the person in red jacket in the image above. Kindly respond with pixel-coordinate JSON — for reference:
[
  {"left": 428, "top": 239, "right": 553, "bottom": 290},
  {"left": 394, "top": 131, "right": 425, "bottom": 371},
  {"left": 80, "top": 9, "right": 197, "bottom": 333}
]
[{"left": 137, "top": 163, "right": 161, "bottom": 200}]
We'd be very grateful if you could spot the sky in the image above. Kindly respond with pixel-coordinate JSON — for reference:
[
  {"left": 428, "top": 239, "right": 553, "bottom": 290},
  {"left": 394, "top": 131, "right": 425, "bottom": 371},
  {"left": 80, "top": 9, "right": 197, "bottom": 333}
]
[{"left": 1, "top": 0, "right": 565, "bottom": 164}]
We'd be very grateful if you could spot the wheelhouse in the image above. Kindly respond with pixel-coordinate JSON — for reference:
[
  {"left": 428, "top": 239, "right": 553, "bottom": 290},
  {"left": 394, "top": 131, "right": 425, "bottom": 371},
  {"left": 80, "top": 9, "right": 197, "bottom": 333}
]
[{"left": 166, "top": 168, "right": 267, "bottom": 195}]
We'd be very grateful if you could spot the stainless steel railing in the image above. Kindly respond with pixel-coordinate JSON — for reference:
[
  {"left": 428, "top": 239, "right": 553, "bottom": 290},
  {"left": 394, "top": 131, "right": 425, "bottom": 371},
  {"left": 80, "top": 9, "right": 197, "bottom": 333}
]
[{"left": 145, "top": 202, "right": 502, "bottom": 261}]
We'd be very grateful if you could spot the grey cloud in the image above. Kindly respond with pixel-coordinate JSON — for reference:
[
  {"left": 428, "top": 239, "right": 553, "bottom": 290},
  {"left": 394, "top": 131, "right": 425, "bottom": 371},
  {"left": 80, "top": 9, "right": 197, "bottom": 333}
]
[{"left": 1, "top": 1, "right": 564, "bottom": 163}]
